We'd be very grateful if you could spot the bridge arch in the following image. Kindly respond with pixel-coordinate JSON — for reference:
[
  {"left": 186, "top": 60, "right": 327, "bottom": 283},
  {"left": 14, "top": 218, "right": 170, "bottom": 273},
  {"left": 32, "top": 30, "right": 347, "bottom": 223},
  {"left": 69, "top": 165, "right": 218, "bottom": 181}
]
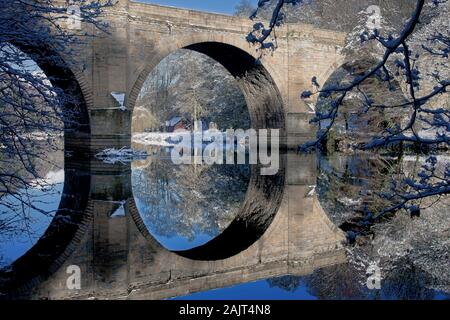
[
  {"left": 128, "top": 35, "right": 286, "bottom": 132},
  {"left": 127, "top": 35, "right": 288, "bottom": 261},
  {"left": 314, "top": 59, "right": 409, "bottom": 238},
  {"left": 128, "top": 158, "right": 286, "bottom": 261},
  {"left": 315, "top": 59, "right": 408, "bottom": 139},
  {"left": 0, "top": 159, "right": 92, "bottom": 298},
  {"left": 9, "top": 42, "right": 92, "bottom": 135},
  {"left": 0, "top": 44, "right": 93, "bottom": 296}
]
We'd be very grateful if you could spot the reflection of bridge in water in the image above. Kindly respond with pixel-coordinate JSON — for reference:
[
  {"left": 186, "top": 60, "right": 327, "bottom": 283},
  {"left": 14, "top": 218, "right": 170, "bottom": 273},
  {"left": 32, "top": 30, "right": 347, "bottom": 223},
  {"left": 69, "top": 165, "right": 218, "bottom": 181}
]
[{"left": 0, "top": 147, "right": 346, "bottom": 300}]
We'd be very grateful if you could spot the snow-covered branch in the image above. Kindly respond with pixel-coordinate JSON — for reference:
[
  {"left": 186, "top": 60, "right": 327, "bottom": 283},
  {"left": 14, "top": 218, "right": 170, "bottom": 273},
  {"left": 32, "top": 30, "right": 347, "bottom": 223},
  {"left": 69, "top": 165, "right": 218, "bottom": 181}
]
[
  {"left": 0, "top": 0, "right": 114, "bottom": 232},
  {"left": 250, "top": 0, "right": 449, "bottom": 216}
]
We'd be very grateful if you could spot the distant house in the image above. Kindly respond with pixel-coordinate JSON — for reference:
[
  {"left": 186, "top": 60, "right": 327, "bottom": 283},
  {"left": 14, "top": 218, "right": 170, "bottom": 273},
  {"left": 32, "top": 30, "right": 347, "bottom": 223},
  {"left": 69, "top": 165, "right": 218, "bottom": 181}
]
[
  {"left": 165, "top": 116, "right": 189, "bottom": 132},
  {"left": 208, "top": 122, "right": 219, "bottom": 130}
]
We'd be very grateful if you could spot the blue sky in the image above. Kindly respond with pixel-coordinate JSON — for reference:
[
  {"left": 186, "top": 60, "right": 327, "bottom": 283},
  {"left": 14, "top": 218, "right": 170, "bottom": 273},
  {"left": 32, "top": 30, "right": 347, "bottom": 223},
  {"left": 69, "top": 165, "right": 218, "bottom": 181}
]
[{"left": 135, "top": 0, "right": 258, "bottom": 15}]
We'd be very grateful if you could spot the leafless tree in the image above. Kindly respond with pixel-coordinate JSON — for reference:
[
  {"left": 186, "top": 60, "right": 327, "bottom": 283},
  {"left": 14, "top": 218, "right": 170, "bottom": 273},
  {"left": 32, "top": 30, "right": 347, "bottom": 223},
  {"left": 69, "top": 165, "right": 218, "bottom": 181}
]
[
  {"left": 0, "top": 0, "right": 114, "bottom": 234},
  {"left": 249, "top": 0, "right": 449, "bottom": 217},
  {"left": 134, "top": 49, "right": 250, "bottom": 132}
]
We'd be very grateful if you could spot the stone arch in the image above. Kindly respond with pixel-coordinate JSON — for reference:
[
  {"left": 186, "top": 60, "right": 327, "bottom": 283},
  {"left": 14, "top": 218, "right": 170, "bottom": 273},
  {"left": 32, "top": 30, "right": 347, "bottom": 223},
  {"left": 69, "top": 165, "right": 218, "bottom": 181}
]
[
  {"left": 9, "top": 42, "right": 92, "bottom": 136},
  {"left": 316, "top": 60, "right": 346, "bottom": 98},
  {"left": 318, "top": 59, "right": 407, "bottom": 102},
  {"left": 128, "top": 158, "right": 286, "bottom": 261},
  {"left": 0, "top": 161, "right": 92, "bottom": 298},
  {"left": 315, "top": 60, "right": 409, "bottom": 236},
  {"left": 0, "top": 44, "right": 93, "bottom": 297},
  {"left": 8, "top": 41, "right": 95, "bottom": 158},
  {"left": 128, "top": 35, "right": 286, "bottom": 132},
  {"left": 314, "top": 58, "right": 409, "bottom": 134},
  {"left": 126, "top": 35, "right": 288, "bottom": 261}
]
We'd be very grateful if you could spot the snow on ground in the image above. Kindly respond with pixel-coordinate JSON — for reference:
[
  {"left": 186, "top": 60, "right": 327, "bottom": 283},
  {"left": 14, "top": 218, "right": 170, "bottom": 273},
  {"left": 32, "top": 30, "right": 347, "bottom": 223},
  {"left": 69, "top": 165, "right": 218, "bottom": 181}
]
[
  {"left": 30, "top": 169, "right": 64, "bottom": 189},
  {"left": 20, "top": 131, "right": 63, "bottom": 141},
  {"left": 95, "top": 147, "right": 148, "bottom": 164},
  {"left": 132, "top": 131, "right": 246, "bottom": 149},
  {"left": 111, "top": 201, "right": 126, "bottom": 218},
  {"left": 132, "top": 132, "right": 190, "bottom": 147},
  {"left": 402, "top": 154, "right": 450, "bottom": 162},
  {"left": 337, "top": 196, "right": 362, "bottom": 206}
]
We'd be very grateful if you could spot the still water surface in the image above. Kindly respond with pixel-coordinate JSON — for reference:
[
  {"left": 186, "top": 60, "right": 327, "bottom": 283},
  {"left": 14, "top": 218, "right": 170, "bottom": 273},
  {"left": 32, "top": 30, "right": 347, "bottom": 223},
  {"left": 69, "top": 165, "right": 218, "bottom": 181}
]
[{"left": 1, "top": 146, "right": 448, "bottom": 300}]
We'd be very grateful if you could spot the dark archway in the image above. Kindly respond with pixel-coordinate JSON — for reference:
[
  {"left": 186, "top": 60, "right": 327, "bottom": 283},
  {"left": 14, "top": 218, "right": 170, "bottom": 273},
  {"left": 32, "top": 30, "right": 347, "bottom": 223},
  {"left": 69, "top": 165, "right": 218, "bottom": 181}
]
[
  {"left": 0, "top": 44, "right": 92, "bottom": 297},
  {"left": 129, "top": 41, "right": 287, "bottom": 261},
  {"left": 315, "top": 60, "right": 409, "bottom": 236},
  {"left": 184, "top": 42, "right": 285, "bottom": 131},
  {"left": 130, "top": 41, "right": 286, "bottom": 134},
  {"left": 174, "top": 160, "right": 286, "bottom": 260},
  {"left": 129, "top": 158, "right": 286, "bottom": 261},
  {"left": 315, "top": 60, "right": 408, "bottom": 149}
]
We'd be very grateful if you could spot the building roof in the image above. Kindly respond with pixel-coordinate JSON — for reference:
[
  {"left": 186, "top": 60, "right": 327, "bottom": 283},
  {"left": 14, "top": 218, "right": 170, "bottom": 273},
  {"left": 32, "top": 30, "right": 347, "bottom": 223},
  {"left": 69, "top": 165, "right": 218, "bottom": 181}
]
[{"left": 166, "top": 116, "right": 182, "bottom": 127}]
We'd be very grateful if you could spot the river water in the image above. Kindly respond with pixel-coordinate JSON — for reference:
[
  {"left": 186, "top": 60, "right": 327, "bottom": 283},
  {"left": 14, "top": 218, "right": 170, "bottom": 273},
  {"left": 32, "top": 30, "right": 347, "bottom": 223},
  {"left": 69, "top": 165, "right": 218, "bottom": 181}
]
[{"left": 0, "top": 141, "right": 448, "bottom": 300}]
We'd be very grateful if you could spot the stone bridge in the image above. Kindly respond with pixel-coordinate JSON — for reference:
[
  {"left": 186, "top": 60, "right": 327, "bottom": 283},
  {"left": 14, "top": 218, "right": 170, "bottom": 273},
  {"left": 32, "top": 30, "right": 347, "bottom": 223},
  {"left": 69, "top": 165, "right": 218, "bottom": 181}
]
[
  {"left": 48, "top": 0, "right": 346, "bottom": 151},
  {"left": 0, "top": 1, "right": 350, "bottom": 299}
]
